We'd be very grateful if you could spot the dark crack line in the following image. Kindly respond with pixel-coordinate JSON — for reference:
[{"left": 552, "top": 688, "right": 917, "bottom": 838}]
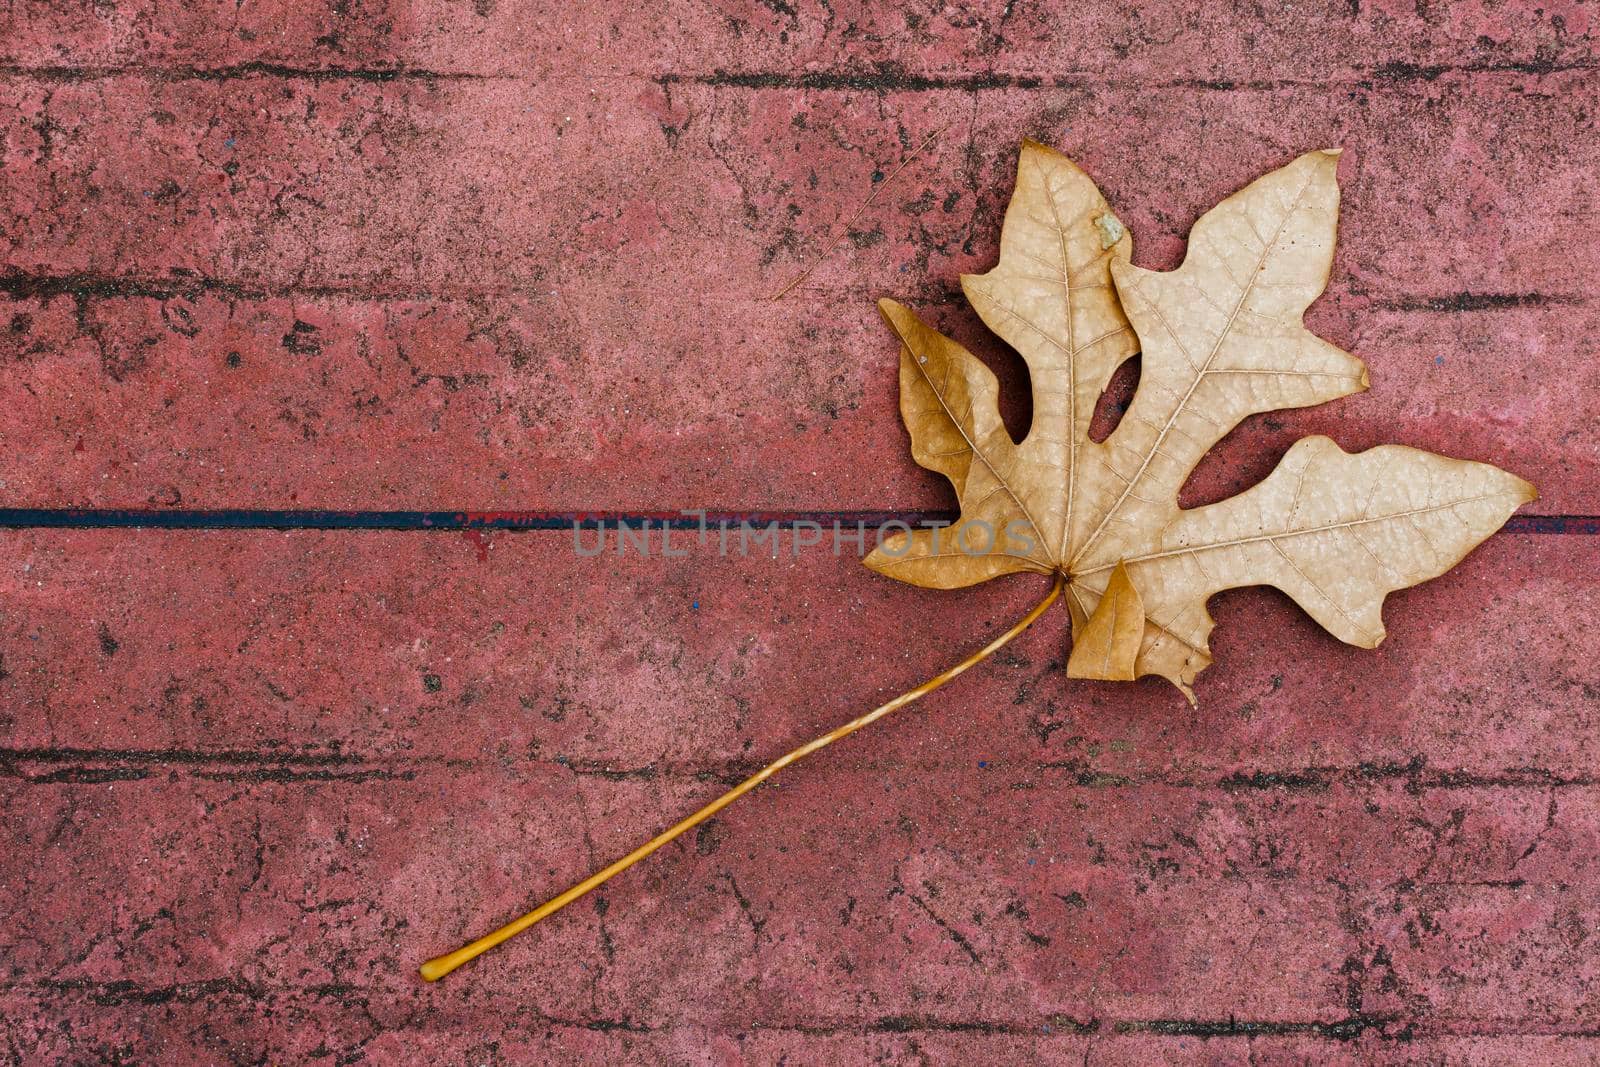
[
  {"left": 2, "top": 60, "right": 1592, "bottom": 86},
  {"left": 1218, "top": 759, "right": 1600, "bottom": 794},
  {"left": 1117, "top": 1014, "right": 1399, "bottom": 1041},
  {"left": 657, "top": 60, "right": 1599, "bottom": 92},
  {"left": 0, "top": 746, "right": 420, "bottom": 785},
  {"left": 4, "top": 748, "right": 1598, "bottom": 792},
  {"left": 0, "top": 270, "right": 1592, "bottom": 310},
  {"left": 0, "top": 270, "right": 500, "bottom": 303},
  {"left": 0, "top": 745, "right": 370, "bottom": 766},
  {"left": 21, "top": 981, "right": 1580, "bottom": 1041},
  {"left": 3, "top": 272, "right": 1591, "bottom": 333},
  {"left": 1369, "top": 292, "right": 1584, "bottom": 312},
  {"left": 0, "top": 62, "right": 498, "bottom": 83}
]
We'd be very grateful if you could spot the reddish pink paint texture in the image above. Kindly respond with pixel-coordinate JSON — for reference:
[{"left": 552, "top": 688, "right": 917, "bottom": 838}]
[{"left": 2, "top": 1, "right": 1599, "bottom": 1063}]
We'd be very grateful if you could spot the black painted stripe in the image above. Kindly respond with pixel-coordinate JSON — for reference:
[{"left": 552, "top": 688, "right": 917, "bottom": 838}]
[{"left": 0, "top": 509, "right": 1592, "bottom": 534}]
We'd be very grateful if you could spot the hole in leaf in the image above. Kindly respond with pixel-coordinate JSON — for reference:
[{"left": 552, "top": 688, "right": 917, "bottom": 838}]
[
  {"left": 1089, "top": 355, "right": 1140, "bottom": 442},
  {"left": 991, "top": 350, "right": 1032, "bottom": 443},
  {"left": 932, "top": 302, "right": 1033, "bottom": 443},
  {"left": 1178, "top": 416, "right": 1292, "bottom": 510}
]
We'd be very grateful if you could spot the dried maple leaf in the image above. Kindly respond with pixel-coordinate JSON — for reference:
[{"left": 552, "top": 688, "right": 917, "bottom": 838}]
[{"left": 865, "top": 141, "right": 1536, "bottom": 700}]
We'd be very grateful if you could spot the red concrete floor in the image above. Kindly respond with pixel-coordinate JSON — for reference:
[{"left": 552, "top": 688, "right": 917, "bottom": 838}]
[{"left": 2, "top": 1, "right": 1598, "bottom": 1063}]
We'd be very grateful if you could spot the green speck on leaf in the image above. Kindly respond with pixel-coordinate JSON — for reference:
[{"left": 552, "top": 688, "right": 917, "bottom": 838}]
[{"left": 1094, "top": 212, "right": 1125, "bottom": 249}]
